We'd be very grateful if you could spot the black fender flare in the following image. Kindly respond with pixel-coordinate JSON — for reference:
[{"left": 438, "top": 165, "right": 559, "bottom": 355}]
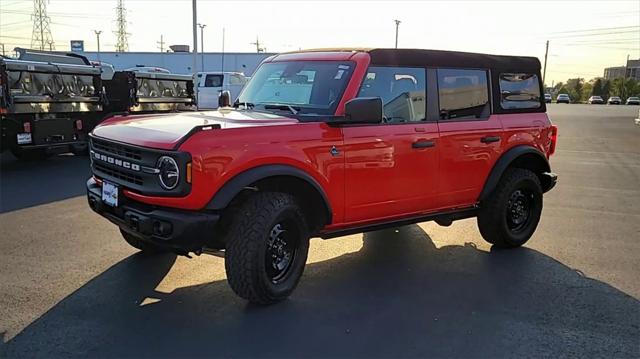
[
  {"left": 206, "top": 164, "right": 333, "bottom": 221},
  {"left": 478, "top": 145, "right": 551, "bottom": 202}
]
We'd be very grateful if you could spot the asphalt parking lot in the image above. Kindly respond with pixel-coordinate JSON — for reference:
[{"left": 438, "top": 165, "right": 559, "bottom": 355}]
[{"left": 0, "top": 104, "right": 639, "bottom": 358}]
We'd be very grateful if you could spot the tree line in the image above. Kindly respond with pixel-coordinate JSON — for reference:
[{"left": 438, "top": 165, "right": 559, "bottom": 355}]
[{"left": 549, "top": 77, "right": 640, "bottom": 103}]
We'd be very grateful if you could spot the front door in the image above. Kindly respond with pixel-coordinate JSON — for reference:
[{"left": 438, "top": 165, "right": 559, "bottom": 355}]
[
  {"left": 342, "top": 66, "right": 439, "bottom": 224},
  {"left": 198, "top": 73, "right": 223, "bottom": 109}
]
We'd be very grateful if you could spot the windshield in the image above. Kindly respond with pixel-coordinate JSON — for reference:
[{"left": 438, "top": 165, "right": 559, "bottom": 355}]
[{"left": 237, "top": 61, "right": 354, "bottom": 115}]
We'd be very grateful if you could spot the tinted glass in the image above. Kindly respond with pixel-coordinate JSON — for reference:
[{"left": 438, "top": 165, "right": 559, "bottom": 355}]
[
  {"left": 238, "top": 61, "right": 354, "bottom": 115},
  {"left": 499, "top": 73, "right": 541, "bottom": 109},
  {"left": 229, "top": 74, "right": 246, "bottom": 85},
  {"left": 358, "top": 66, "right": 426, "bottom": 123},
  {"left": 437, "top": 69, "right": 489, "bottom": 120},
  {"left": 205, "top": 74, "right": 223, "bottom": 87}
]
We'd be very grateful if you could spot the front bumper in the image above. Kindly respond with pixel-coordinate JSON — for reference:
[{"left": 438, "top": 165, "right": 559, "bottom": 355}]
[{"left": 87, "top": 178, "right": 219, "bottom": 253}]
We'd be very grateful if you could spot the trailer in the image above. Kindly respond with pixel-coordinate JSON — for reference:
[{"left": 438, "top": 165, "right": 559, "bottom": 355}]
[{"left": 0, "top": 50, "right": 104, "bottom": 158}]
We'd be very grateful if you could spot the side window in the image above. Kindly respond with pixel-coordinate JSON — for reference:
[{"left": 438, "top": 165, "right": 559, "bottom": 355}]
[
  {"left": 357, "top": 66, "right": 426, "bottom": 123},
  {"left": 229, "top": 74, "right": 246, "bottom": 86},
  {"left": 437, "top": 69, "right": 489, "bottom": 120},
  {"left": 204, "top": 74, "right": 223, "bottom": 88},
  {"left": 499, "top": 73, "right": 541, "bottom": 109}
]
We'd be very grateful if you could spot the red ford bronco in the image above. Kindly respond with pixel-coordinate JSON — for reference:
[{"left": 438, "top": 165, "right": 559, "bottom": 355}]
[{"left": 87, "top": 48, "right": 558, "bottom": 303}]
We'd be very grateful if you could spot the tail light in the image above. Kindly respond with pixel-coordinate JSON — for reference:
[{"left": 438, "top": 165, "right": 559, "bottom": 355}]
[
  {"left": 548, "top": 125, "right": 558, "bottom": 157},
  {"left": 75, "top": 119, "right": 83, "bottom": 131},
  {"left": 23, "top": 121, "right": 31, "bottom": 133}
]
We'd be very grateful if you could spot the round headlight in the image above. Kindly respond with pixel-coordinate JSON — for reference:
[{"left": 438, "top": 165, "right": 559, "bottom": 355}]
[{"left": 157, "top": 156, "right": 179, "bottom": 190}]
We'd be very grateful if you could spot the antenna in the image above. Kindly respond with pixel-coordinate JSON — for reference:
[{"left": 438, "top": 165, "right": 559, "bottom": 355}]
[
  {"left": 115, "top": 0, "right": 130, "bottom": 52},
  {"left": 31, "top": 0, "right": 55, "bottom": 51}
]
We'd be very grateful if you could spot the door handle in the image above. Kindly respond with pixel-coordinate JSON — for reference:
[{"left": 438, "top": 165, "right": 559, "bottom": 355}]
[
  {"left": 480, "top": 136, "right": 501, "bottom": 144},
  {"left": 412, "top": 140, "right": 435, "bottom": 149}
]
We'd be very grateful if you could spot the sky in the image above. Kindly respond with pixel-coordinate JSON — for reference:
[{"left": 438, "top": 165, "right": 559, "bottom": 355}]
[{"left": 0, "top": 0, "right": 639, "bottom": 84}]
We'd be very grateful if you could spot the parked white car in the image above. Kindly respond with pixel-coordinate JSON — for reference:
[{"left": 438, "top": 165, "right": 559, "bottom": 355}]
[{"left": 196, "top": 72, "right": 249, "bottom": 109}]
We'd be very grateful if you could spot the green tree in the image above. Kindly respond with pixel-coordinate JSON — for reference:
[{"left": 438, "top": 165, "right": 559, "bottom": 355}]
[
  {"left": 602, "top": 80, "right": 611, "bottom": 100},
  {"left": 581, "top": 82, "right": 593, "bottom": 102},
  {"left": 611, "top": 78, "right": 625, "bottom": 98},
  {"left": 592, "top": 78, "right": 604, "bottom": 97},
  {"left": 631, "top": 79, "right": 640, "bottom": 97},
  {"left": 566, "top": 78, "right": 584, "bottom": 102},
  {"left": 553, "top": 82, "right": 564, "bottom": 93}
]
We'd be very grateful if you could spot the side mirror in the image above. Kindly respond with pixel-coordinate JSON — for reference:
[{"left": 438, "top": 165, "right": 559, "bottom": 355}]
[
  {"left": 218, "top": 90, "right": 231, "bottom": 108},
  {"left": 344, "top": 97, "right": 383, "bottom": 124}
]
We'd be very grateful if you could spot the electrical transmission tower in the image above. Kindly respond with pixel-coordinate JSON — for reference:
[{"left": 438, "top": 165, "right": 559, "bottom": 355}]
[
  {"left": 31, "top": 0, "right": 55, "bottom": 51},
  {"left": 114, "top": 0, "right": 130, "bottom": 52}
]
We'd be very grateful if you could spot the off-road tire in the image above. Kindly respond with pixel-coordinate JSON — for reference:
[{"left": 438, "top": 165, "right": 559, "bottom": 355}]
[
  {"left": 478, "top": 168, "right": 543, "bottom": 248},
  {"left": 225, "top": 192, "right": 310, "bottom": 304},
  {"left": 120, "top": 229, "right": 165, "bottom": 254}
]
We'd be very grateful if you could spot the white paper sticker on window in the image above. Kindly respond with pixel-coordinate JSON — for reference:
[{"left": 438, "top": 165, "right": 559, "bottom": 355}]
[{"left": 334, "top": 70, "right": 344, "bottom": 79}]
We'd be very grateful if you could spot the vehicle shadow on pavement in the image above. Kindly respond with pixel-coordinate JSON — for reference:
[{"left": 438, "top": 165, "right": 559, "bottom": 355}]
[
  {"left": 4, "top": 225, "right": 639, "bottom": 358},
  {"left": 0, "top": 152, "right": 91, "bottom": 213}
]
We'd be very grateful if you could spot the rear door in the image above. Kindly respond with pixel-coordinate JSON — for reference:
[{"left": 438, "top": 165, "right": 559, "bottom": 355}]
[
  {"left": 342, "top": 66, "right": 440, "bottom": 223},
  {"left": 435, "top": 68, "right": 503, "bottom": 208}
]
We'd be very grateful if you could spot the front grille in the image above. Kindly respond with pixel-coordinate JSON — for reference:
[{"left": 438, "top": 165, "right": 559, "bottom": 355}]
[
  {"left": 92, "top": 138, "right": 142, "bottom": 161},
  {"left": 89, "top": 135, "right": 191, "bottom": 197},
  {"left": 95, "top": 163, "right": 143, "bottom": 185}
]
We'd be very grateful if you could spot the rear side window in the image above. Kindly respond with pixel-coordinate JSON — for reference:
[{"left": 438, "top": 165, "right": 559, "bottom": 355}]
[
  {"left": 358, "top": 66, "right": 426, "bottom": 123},
  {"left": 499, "top": 73, "right": 541, "bottom": 109},
  {"left": 204, "top": 74, "right": 223, "bottom": 87},
  {"left": 437, "top": 69, "right": 489, "bottom": 120}
]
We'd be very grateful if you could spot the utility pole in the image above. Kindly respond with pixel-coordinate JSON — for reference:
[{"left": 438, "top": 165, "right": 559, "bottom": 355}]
[
  {"left": 115, "top": 0, "right": 130, "bottom": 52},
  {"left": 221, "top": 27, "right": 225, "bottom": 73},
  {"left": 94, "top": 30, "right": 102, "bottom": 63},
  {"left": 31, "top": 0, "right": 54, "bottom": 51},
  {"left": 0, "top": 43, "right": 5, "bottom": 56},
  {"left": 251, "top": 36, "right": 263, "bottom": 53},
  {"left": 198, "top": 23, "right": 206, "bottom": 72},
  {"left": 542, "top": 40, "right": 549, "bottom": 87},
  {"left": 192, "top": 0, "right": 198, "bottom": 74},
  {"left": 624, "top": 54, "right": 630, "bottom": 99},
  {"left": 394, "top": 19, "right": 401, "bottom": 48},
  {"left": 157, "top": 34, "right": 165, "bottom": 52}
]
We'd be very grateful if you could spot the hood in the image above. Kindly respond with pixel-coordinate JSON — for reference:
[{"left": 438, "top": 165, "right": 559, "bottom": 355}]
[{"left": 92, "top": 109, "right": 299, "bottom": 150}]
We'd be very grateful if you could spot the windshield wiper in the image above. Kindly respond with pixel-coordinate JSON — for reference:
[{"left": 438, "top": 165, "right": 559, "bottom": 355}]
[{"left": 262, "top": 103, "right": 300, "bottom": 115}]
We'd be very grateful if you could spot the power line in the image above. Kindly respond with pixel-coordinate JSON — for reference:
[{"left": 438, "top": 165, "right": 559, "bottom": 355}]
[
  {"left": 30, "top": 0, "right": 55, "bottom": 50},
  {"left": 114, "top": 0, "right": 130, "bottom": 52},
  {"left": 0, "top": 20, "right": 32, "bottom": 28},
  {"left": 550, "top": 25, "right": 639, "bottom": 34},
  {"left": 1, "top": 9, "right": 103, "bottom": 19},
  {"left": 548, "top": 30, "right": 640, "bottom": 39}
]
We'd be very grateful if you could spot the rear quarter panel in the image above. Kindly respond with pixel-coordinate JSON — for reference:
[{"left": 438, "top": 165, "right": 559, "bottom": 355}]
[{"left": 499, "top": 112, "right": 553, "bottom": 157}]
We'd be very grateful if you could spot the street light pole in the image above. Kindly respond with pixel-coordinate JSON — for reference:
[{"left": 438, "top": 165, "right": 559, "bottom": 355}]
[
  {"left": 221, "top": 27, "right": 225, "bottom": 73},
  {"left": 394, "top": 19, "right": 401, "bottom": 48},
  {"left": 94, "top": 30, "right": 102, "bottom": 63},
  {"left": 198, "top": 23, "right": 206, "bottom": 72},
  {"left": 192, "top": 0, "right": 198, "bottom": 75}
]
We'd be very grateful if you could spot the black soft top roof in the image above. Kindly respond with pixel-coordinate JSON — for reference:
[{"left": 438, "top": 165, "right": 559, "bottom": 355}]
[{"left": 367, "top": 48, "right": 541, "bottom": 71}]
